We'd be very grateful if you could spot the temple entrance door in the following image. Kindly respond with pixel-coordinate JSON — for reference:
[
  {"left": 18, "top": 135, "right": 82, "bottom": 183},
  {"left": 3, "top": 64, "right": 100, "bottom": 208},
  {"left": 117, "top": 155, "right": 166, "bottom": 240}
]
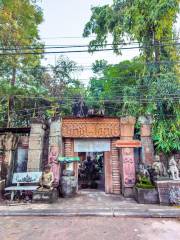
[
  {"left": 74, "top": 139, "right": 111, "bottom": 193},
  {"left": 78, "top": 152, "right": 105, "bottom": 191}
]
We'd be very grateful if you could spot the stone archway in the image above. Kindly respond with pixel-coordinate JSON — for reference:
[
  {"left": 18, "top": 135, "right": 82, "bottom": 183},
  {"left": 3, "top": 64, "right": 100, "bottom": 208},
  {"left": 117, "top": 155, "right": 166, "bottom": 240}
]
[{"left": 62, "top": 117, "right": 122, "bottom": 194}]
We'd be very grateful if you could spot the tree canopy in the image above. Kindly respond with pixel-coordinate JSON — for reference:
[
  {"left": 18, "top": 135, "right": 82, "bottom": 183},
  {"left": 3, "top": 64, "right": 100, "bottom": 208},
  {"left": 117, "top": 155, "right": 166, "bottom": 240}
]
[{"left": 84, "top": 0, "right": 180, "bottom": 154}]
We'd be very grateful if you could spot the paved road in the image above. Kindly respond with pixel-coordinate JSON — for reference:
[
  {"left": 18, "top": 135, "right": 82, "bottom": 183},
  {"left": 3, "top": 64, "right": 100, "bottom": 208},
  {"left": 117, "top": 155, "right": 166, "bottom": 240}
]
[{"left": 0, "top": 217, "right": 180, "bottom": 240}]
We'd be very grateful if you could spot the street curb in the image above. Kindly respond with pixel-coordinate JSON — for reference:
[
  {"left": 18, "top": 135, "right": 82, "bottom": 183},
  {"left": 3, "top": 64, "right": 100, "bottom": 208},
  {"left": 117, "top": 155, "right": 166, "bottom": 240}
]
[{"left": 0, "top": 208, "right": 180, "bottom": 218}]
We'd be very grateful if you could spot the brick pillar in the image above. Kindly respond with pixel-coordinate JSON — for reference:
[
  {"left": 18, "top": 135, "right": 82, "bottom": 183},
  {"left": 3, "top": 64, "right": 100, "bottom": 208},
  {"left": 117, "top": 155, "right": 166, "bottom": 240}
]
[
  {"left": 64, "top": 138, "right": 73, "bottom": 157},
  {"left": 120, "top": 116, "right": 136, "bottom": 197},
  {"left": 111, "top": 139, "right": 121, "bottom": 194},
  {"left": 27, "top": 121, "right": 46, "bottom": 171},
  {"left": 64, "top": 138, "right": 78, "bottom": 182},
  {"left": 138, "top": 116, "right": 154, "bottom": 166}
]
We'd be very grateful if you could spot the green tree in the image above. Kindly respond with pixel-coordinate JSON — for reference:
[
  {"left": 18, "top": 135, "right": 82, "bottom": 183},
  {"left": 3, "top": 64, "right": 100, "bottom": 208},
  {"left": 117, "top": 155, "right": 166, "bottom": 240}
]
[
  {"left": 84, "top": 1, "right": 180, "bottom": 154},
  {"left": 41, "top": 56, "right": 85, "bottom": 117},
  {"left": 83, "top": 0, "right": 180, "bottom": 65},
  {"left": 0, "top": 0, "right": 43, "bottom": 126}
]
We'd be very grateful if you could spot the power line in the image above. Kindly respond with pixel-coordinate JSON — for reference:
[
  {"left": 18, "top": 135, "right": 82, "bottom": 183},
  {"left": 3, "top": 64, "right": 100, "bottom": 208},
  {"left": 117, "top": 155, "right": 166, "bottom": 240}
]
[
  {"left": 0, "top": 36, "right": 180, "bottom": 46},
  {"left": 1, "top": 41, "right": 180, "bottom": 50},
  {"left": 0, "top": 43, "right": 180, "bottom": 56}
]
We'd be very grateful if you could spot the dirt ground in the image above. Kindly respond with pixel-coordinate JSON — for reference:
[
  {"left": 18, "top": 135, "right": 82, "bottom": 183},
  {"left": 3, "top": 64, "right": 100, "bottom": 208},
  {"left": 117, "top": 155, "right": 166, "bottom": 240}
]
[{"left": 0, "top": 217, "right": 180, "bottom": 240}]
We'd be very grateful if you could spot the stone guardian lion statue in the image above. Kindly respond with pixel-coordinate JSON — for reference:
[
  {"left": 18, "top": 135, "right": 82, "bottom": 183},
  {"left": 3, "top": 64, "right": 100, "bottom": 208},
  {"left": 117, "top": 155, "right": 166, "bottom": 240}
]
[{"left": 168, "top": 156, "right": 179, "bottom": 180}]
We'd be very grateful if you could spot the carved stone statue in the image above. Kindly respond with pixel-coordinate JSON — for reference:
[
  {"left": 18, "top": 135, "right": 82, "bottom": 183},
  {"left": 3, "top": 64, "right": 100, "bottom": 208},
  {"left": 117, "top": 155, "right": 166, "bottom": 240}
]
[
  {"left": 138, "top": 164, "right": 150, "bottom": 178},
  {"left": 38, "top": 164, "right": 54, "bottom": 191},
  {"left": 152, "top": 155, "right": 167, "bottom": 178},
  {"left": 48, "top": 146, "right": 60, "bottom": 186},
  {"left": 168, "top": 156, "right": 179, "bottom": 180}
]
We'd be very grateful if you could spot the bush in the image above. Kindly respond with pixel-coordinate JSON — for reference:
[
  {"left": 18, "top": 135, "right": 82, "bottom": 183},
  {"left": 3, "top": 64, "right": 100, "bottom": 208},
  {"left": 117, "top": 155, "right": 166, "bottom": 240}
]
[{"left": 136, "top": 175, "right": 155, "bottom": 189}]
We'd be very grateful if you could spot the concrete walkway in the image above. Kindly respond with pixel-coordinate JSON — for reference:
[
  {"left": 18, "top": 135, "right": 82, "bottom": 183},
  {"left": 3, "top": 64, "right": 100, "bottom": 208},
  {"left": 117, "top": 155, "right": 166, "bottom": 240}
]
[
  {"left": 0, "top": 190, "right": 180, "bottom": 218},
  {"left": 1, "top": 217, "right": 180, "bottom": 240}
]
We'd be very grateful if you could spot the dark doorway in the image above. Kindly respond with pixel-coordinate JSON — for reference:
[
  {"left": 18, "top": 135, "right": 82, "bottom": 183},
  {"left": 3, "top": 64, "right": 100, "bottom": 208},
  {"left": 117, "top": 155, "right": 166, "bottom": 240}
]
[
  {"left": 78, "top": 152, "right": 105, "bottom": 191},
  {"left": 13, "top": 147, "right": 28, "bottom": 173}
]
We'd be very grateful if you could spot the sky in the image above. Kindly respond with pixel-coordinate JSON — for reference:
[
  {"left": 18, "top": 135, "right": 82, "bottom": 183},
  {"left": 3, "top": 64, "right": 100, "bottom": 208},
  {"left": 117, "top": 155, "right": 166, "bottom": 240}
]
[
  {"left": 38, "top": 0, "right": 180, "bottom": 85},
  {"left": 38, "top": 0, "right": 139, "bottom": 84}
]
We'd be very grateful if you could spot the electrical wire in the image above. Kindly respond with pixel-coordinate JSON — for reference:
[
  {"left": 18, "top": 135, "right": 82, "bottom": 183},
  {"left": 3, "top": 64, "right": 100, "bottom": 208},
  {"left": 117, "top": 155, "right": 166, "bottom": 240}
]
[
  {"left": 0, "top": 42, "right": 180, "bottom": 56},
  {"left": 0, "top": 41, "right": 178, "bottom": 51}
]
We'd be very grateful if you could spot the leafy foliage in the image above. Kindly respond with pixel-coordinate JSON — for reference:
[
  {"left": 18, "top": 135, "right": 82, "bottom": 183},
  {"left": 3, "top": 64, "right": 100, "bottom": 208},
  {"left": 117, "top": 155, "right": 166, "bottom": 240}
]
[
  {"left": 136, "top": 174, "right": 155, "bottom": 189},
  {"left": 84, "top": 0, "right": 180, "bottom": 154},
  {"left": 0, "top": 0, "right": 44, "bottom": 127}
]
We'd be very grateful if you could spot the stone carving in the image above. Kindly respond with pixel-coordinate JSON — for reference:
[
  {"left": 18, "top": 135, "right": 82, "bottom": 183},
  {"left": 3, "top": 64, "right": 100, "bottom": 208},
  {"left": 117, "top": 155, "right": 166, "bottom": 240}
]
[
  {"left": 138, "top": 164, "right": 150, "bottom": 178},
  {"left": 38, "top": 164, "right": 54, "bottom": 191},
  {"left": 48, "top": 146, "right": 60, "bottom": 186},
  {"left": 169, "top": 186, "right": 180, "bottom": 205},
  {"left": 122, "top": 148, "right": 136, "bottom": 187},
  {"left": 72, "top": 98, "right": 88, "bottom": 117},
  {"left": 168, "top": 156, "right": 179, "bottom": 180},
  {"left": 152, "top": 155, "right": 167, "bottom": 179},
  {"left": 62, "top": 118, "right": 120, "bottom": 138}
]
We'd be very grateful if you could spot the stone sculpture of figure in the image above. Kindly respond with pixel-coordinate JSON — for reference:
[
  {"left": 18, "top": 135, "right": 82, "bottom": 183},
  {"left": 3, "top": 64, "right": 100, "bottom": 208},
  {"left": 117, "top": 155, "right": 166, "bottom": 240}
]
[
  {"left": 168, "top": 156, "right": 179, "bottom": 180},
  {"left": 38, "top": 164, "right": 54, "bottom": 191},
  {"left": 152, "top": 155, "right": 167, "bottom": 178},
  {"left": 138, "top": 164, "right": 150, "bottom": 178},
  {"left": 48, "top": 146, "right": 60, "bottom": 186}
]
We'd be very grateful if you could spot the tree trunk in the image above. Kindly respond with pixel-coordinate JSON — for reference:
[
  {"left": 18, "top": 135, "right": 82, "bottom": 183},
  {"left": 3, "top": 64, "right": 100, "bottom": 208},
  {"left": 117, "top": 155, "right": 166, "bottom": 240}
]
[
  {"left": 153, "top": 27, "right": 160, "bottom": 73},
  {"left": 7, "top": 67, "right": 16, "bottom": 127}
]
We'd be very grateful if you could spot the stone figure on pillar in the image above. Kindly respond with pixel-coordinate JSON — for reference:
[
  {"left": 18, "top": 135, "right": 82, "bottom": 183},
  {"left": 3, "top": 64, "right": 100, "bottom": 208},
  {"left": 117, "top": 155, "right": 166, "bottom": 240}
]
[
  {"left": 152, "top": 155, "right": 167, "bottom": 178},
  {"left": 48, "top": 145, "right": 60, "bottom": 186},
  {"left": 38, "top": 164, "right": 54, "bottom": 191},
  {"left": 168, "top": 156, "right": 179, "bottom": 180}
]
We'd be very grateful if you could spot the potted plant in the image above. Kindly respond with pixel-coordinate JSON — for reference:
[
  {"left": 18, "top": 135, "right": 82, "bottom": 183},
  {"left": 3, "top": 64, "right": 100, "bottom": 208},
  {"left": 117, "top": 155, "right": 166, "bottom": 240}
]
[{"left": 134, "top": 174, "right": 159, "bottom": 204}]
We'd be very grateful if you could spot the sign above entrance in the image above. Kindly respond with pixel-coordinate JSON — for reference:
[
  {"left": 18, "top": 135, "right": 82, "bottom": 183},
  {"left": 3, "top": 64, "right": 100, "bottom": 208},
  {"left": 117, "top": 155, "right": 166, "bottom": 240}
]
[
  {"left": 58, "top": 157, "right": 80, "bottom": 163},
  {"left": 115, "top": 140, "right": 141, "bottom": 148},
  {"left": 62, "top": 117, "right": 120, "bottom": 138},
  {"left": 74, "top": 139, "right": 110, "bottom": 152}
]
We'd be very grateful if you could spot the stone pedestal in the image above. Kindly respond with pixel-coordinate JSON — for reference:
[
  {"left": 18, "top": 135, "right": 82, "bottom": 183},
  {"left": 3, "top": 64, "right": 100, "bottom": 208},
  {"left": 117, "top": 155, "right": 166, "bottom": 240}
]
[
  {"left": 134, "top": 187, "right": 159, "bottom": 204},
  {"left": 27, "top": 121, "right": 46, "bottom": 171},
  {"left": 120, "top": 117, "right": 136, "bottom": 197},
  {"left": 61, "top": 176, "right": 78, "bottom": 198},
  {"left": 139, "top": 116, "right": 154, "bottom": 165},
  {"left": 33, "top": 189, "right": 58, "bottom": 203},
  {"left": 155, "top": 180, "right": 180, "bottom": 205}
]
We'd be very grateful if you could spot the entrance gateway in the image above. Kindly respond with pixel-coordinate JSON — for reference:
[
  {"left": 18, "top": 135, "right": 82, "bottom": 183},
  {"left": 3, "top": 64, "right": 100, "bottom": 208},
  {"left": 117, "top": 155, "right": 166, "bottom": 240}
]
[
  {"left": 62, "top": 117, "right": 140, "bottom": 197},
  {"left": 75, "top": 139, "right": 110, "bottom": 191}
]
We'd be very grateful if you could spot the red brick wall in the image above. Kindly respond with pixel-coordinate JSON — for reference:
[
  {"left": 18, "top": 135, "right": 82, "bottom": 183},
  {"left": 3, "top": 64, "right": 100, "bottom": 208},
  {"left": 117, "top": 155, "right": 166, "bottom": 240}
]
[
  {"left": 111, "top": 139, "right": 121, "bottom": 194},
  {"left": 63, "top": 138, "right": 78, "bottom": 177},
  {"left": 64, "top": 138, "right": 73, "bottom": 157}
]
